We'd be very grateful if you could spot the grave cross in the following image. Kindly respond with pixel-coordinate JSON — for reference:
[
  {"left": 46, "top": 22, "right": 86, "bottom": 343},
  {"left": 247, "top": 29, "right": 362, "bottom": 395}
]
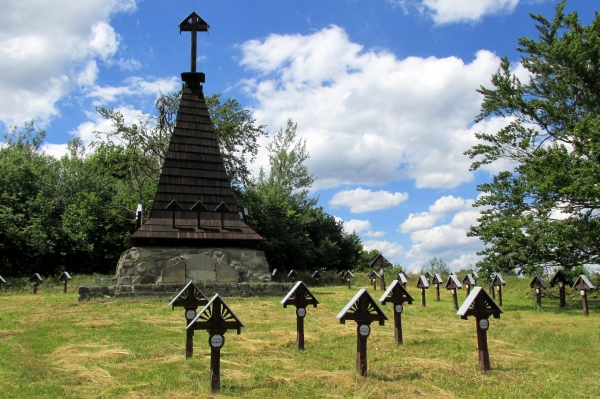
[
  {"left": 59, "top": 272, "right": 72, "bottom": 294},
  {"left": 179, "top": 11, "right": 209, "bottom": 73},
  {"left": 432, "top": 274, "right": 444, "bottom": 301},
  {"left": 281, "top": 281, "right": 319, "bottom": 350},
  {"left": 0, "top": 275, "right": 6, "bottom": 292},
  {"left": 367, "top": 270, "right": 380, "bottom": 290},
  {"left": 457, "top": 287, "right": 502, "bottom": 371},
  {"left": 311, "top": 270, "right": 322, "bottom": 286},
  {"left": 337, "top": 289, "right": 387, "bottom": 376},
  {"left": 416, "top": 275, "right": 430, "bottom": 306},
  {"left": 187, "top": 294, "right": 244, "bottom": 393},
  {"left": 491, "top": 274, "right": 507, "bottom": 306},
  {"left": 445, "top": 274, "right": 463, "bottom": 310},
  {"left": 530, "top": 275, "right": 548, "bottom": 310},
  {"left": 380, "top": 280, "right": 414, "bottom": 345},
  {"left": 462, "top": 273, "right": 476, "bottom": 297},
  {"left": 343, "top": 270, "right": 354, "bottom": 289},
  {"left": 572, "top": 275, "right": 595, "bottom": 316},
  {"left": 169, "top": 280, "right": 209, "bottom": 358},
  {"left": 550, "top": 270, "right": 573, "bottom": 308},
  {"left": 30, "top": 273, "right": 43, "bottom": 294}
]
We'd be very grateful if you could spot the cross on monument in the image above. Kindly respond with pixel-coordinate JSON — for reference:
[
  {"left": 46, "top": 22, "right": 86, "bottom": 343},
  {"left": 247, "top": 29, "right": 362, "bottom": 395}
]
[{"left": 179, "top": 12, "right": 210, "bottom": 73}]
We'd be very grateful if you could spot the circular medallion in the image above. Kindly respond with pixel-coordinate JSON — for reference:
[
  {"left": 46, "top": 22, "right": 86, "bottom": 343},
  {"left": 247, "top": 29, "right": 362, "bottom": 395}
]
[
  {"left": 451, "top": 289, "right": 456, "bottom": 295},
  {"left": 496, "top": 286, "right": 500, "bottom": 291},
  {"left": 580, "top": 290, "right": 586, "bottom": 296},
  {"left": 558, "top": 282, "right": 564, "bottom": 288},
  {"left": 359, "top": 324, "right": 370, "bottom": 337},
  {"left": 479, "top": 319, "right": 489, "bottom": 331},
  {"left": 297, "top": 307, "right": 306, "bottom": 317},
  {"left": 535, "top": 288, "right": 540, "bottom": 294},
  {"left": 210, "top": 334, "right": 224, "bottom": 348},
  {"left": 185, "top": 309, "right": 196, "bottom": 320},
  {"left": 420, "top": 288, "right": 424, "bottom": 293},
  {"left": 395, "top": 304, "right": 403, "bottom": 314}
]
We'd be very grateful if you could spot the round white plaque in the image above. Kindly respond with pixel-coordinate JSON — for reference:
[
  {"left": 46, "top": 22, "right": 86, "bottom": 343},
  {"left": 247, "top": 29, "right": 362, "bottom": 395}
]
[
  {"left": 297, "top": 307, "right": 306, "bottom": 317},
  {"left": 359, "top": 324, "right": 370, "bottom": 337},
  {"left": 580, "top": 290, "right": 585, "bottom": 296},
  {"left": 496, "top": 286, "right": 500, "bottom": 291},
  {"left": 558, "top": 281, "right": 564, "bottom": 288},
  {"left": 185, "top": 309, "right": 196, "bottom": 320},
  {"left": 395, "top": 304, "right": 403, "bottom": 314},
  {"left": 210, "top": 334, "right": 224, "bottom": 348},
  {"left": 451, "top": 289, "right": 456, "bottom": 295},
  {"left": 479, "top": 319, "right": 489, "bottom": 331},
  {"left": 535, "top": 288, "right": 540, "bottom": 294}
]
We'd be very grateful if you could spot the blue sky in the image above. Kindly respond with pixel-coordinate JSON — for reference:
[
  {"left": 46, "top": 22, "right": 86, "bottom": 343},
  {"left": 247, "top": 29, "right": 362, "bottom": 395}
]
[{"left": 1, "top": 0, "right": 597, "bottom": 273}]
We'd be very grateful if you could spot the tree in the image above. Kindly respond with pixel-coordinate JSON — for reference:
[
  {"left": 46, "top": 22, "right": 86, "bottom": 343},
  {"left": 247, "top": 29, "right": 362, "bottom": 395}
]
[
  {"left": 238, "top": 120, "right": 362, "bottom": 272},
  {"left": 465, "top": 1, "right": 600, "bottom": 277},
  {"left": 423, "top": 257, "right": 450, "bottom": 276}
]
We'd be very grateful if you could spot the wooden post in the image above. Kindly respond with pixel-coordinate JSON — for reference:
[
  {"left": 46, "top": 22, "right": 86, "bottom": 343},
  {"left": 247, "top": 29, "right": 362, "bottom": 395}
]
[
  {"left": 476, "top": 317, "right": 491, "bottom": 371},
  {"left": 489, "top": 285, "right": 495, "bottom": 299},
  {"left": 435, "top": 284, "right": 440, "bottom": 301},
  {"left": 496, "top": 285, "right": 502, "bottom": 307},
  {"left": 452, "top": 289, "right": 459, "bottom": 310},
  {"left": 356, "top": 323, "right": 370, "bottom": 376},
  {"left": 581, "top": 290, "right": 589, "bottom": 316},
  {"left": 30, "top": 274, "right": 43, "bottom": 295},
  {"left": 169, "top": 280, "right": 209, "bottom": 359},
  {"left": 559, "top": 282, "right": 566, "bottom": 307},
  {"left": 297, "top": 309, "right": 305, "bottom": 350},
  {"left": 379, "top": 267, "right": 386, "bottom": 291},
  {"left": 421, "top": 288, "right": 426, "bottom": 307}
]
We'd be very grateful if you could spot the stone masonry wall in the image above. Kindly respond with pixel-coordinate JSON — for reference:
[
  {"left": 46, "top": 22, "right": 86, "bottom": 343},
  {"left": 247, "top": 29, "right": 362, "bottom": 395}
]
[{"left": 116, "top": 247, "right": 271, "bottom": 285}]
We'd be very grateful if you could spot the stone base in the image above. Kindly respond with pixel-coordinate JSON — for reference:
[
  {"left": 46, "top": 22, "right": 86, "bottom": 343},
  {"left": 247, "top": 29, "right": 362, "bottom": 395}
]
[
  {"left": 78, "top": 282, "right": 293, "bottom": 301},
  {"left": 115, "top": 247, "right": 271, "bottom": 285}
]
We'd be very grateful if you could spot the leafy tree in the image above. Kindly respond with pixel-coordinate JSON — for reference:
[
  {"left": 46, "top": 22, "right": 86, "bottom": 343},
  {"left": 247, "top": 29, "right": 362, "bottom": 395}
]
[
  {"left": 423, "top": 256, "right": 450, "bottom": 276},
  {"left": 239, "top": 120, "right": 362, "bottom": 272},
  {"left": 466, "top": 1, "right": 600, "bottom": 277}
]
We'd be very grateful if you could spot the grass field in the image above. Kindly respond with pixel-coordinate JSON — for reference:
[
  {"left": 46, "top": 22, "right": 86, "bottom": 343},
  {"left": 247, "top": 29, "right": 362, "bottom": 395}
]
[{"left": 0, "top": 275, "right": 599, "bottom": 398}]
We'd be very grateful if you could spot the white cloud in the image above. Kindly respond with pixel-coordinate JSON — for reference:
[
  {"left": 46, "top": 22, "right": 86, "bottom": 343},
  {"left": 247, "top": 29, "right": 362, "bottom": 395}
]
[
  {"left": 392, "top": 0, "right": 520, "bottom": 24},
  {"left": 363, "top": 240, "right": 404, "bottom": 258},
  {"left": 399, "top": 195, "right": 485, "bottom": 272},
  {"left": 87, "top": 76, "right": 180, "bottom": 106},
  {"left": 70, "top": 105, "right": 150, "bottom": 146},
  {"left": 340, "top": 218, "right": 386, "bottom": 238},
  {"left": 40, "top": 142, "right": 69, "bottom": 159},
  {"left": 239, "top": 26, "right": 503, "bottom": 189},
  {"left": 399, "top": 212, "right": 438, "bottom": 233},
  {"left": 329, "top": 188, "right": 409, "bottom": 213},
  {"left": 0, "top": 0, "right": 137, "bottom": 127}
]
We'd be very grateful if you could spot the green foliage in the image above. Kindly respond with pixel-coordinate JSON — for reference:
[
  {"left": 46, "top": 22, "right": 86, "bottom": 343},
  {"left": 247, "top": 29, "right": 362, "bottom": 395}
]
[
  {"left": 423, "top": 256, "right": 450, "bottom": 276},
  {"left": 239, "top": 120, "right": 362, "bottom": 272},
  {"left": 466, "top": 1, "right": 600, "bottom": 277},
  {"left": 0, "top": 123, "right": 132, "bottom": 277}
]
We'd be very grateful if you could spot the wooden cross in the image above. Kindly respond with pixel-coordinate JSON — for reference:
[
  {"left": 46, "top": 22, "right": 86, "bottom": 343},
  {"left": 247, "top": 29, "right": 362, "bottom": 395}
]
[
  {"left": 169, "top": 280, "right": 209, "bottom": 358},
  {"left": 187, "top": 294, "right": 244, "bottom": 393},
  {"left": 550, "top": 270, "right": 573, "bottom": 308},
  {"left": 457, "top": 287, "right": 502, "bottom": 371},
  {"left": 380, "top": 280, "right": 414, "bottom": 345},
  {"left": 337, "top": 289, "right": 387, "bottom": 376},
  {"left": 179, "top": 12, "right": 209, "bottom": 73},
  {"left": 281, "top": 281, "right": 319, "bottom": 350}
]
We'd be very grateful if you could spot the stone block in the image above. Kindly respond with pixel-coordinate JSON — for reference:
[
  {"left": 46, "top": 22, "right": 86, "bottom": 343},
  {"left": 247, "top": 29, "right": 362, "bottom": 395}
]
[
  {"left": 216, "top": 263, "right": 238, "bottom": 283},
  {"left": 161, "top": 261, "right": 186, "bottom": 284},
  {"left": 185, "top": 253, "right": 216, "bottom": 282}
]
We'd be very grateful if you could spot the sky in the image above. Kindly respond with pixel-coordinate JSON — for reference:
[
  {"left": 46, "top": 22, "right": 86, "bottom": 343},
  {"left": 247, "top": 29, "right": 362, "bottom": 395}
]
[{"left": 1, "top": 0, "right": 598, "bottom": 273}]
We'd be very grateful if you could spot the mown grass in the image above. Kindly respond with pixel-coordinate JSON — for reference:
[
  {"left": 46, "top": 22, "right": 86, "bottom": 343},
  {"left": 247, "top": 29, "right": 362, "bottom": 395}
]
[{"left": 0, "top": 276, "right": 599, "bottom": 398}]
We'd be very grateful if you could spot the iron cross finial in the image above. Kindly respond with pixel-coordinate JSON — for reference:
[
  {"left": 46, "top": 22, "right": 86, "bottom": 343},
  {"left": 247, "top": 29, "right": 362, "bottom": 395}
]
[{"left": 179, "top": 12, "right": 210, "bottom": 73}]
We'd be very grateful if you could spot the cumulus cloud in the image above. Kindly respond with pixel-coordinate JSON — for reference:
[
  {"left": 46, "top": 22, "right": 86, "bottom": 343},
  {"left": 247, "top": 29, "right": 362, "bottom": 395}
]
[
  {"left": 0, "top": 0, "right": 137, "bottom": 127},
  {"left": 363, "top": 240, "right": 404, "bottom": 258},
  {"left": 392, "top": 0, "right": 520, "bottom": 24},
  {"left": 399, "top": 195, "right": 485, "bottom": 272},
  {"left": 239, "top": 26, "right": 505, "bottom": 189},
  {"left": 87, "top": 76, "right": 180, "bottom": 106},
  {"left": 330, "top": 188, "right": 409, "bottom": 213},
  {"left": 341, "top": 219, "right": 386, "bottom": 238}
]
